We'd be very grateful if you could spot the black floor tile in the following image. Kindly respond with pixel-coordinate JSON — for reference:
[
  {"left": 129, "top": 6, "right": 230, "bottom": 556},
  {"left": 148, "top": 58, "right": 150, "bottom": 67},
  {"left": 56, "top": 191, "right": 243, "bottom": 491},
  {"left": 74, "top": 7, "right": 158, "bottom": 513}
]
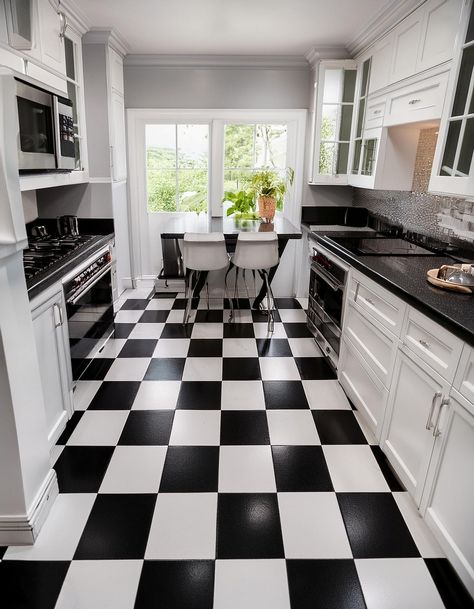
[
  {"left": 110, "top": 323, "right": 135, "bottom": 339},
  {"left": 71, "top": 357, "right": 91, "bottom": 381},
  {"left": 222, "top": 357, "right": 261, "bottom": 380},
  {"left": 272, "top": 445, "right": 333, "bottom": 492},
  {"left": 295, "top": 357, "right": 336, "bottom": 380},
  {"left": 275, "top": 298, "right": 302, "bottom": 309},
  {"left": 0, "top": 561, "right": 70, "bottom": 609},
  {"left": 74, "top": 494, "right": 156, "bottom": 559},
  {"left": 121, "top": 299, "right": 149, "bottom": 310},
  {"left": 0, "top": 547, "right": 6, "bottom": 560},
  {"left": 370, "top": 446, "right": 405, "bottom": 491},
  {"left": 144, "top": 358, "right": 185, "bottom": 380},
  {"left": 252, "top": 308, "right": 282, "bottom": 323},
  {"left": 216, "top": 493, "right": 284, "bottom": 559},
  {"left": 337, "top": 492, "right": 420, "bottom": 559},
  {"left": 220, "top": 411, "right": 269, "bottom": 445},
  {"left": 76, "top": 358, "right": 114, "bottom": 381},
  {"left": 177, "top": 381, "right": 221, "bottom": 410},
  {"left": 138, "top": 310, "right": 170, "bottom": 323},
  {"left": 284, "top": 323, "right": 313, "bottom": 338},
  {"left": 135, "top": 560, "right": 215, "bottom": 609},
  {"left": 88, "top": 381, "right": 140, "bottom": 410},
  {"left": 223, "top": 323, "right": 255, "bottom": 338},
  {"left": 286, "top": 559, "right": 366, "bottom": 609},
  {"left": 154, "top": 292, "right": 178, "bottom": 299},
  {"left": 159, "top": 446, "right": 219, "bottom": 492},
  {"left": 188, "top": 339, "right": 222, "bottom": 357},
  {"left": 160, "top": 324, "right": 193, "bottom": 339},
  {"left": 173, "top": 298, "right": 199, "bottom": 310},
  {"left": 425, "top": 558, "right": 474, "bottom": 609},
  {"left": 118, "top": 410, "right": 174, "bottom": 445},
  {"left": 263, "top": 381, "right": 309, "bottom": 409},
  {"left": 118, "top": 339, "right": 157, "bottom": 358},
  {"left": 56, "top": 411, "right": 84, "bottom": 445},
  {"left": 54, "top": 446, "right": 114, "bottom": 492},
  {"left": 195, "top": 310, "right": 223, "bottom": 323},
  {"left": 224, "top": 298, "right": 251, "bottom": 309},
  {"left": 257, "top": 338, "right": 292, "bottom": 357},
  {"left": 312, "top": 411, "right": 367, "bottom": 445}
]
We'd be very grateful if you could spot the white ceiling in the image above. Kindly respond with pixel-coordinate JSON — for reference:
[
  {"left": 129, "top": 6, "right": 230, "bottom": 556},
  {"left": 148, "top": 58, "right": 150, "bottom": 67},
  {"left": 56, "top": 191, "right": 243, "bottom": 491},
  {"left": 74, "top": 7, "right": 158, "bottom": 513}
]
[{"left": 71, "top": 0, "right": 396, "bottom": 56}]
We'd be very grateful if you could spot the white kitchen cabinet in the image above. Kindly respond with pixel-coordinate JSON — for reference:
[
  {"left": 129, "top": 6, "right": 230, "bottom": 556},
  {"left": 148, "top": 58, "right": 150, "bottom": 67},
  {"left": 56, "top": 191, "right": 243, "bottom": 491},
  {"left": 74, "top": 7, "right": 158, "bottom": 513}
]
[
  {"left": 109, "top": 46, "right": 124, "bottom": 96},
  {"left": 2, "top": 0, "right": 33, "bottom": 50},
  {"left": 381, "top": 345, "right": 450, "bottom": 505},
  {"left": 391, "top": 7, "right": 424, "bottom": 83},
  {"left": 110, "top": 89, "right": 127, "bottom": 181},
  {"left": 454, "top": 344, "right": 474, "bottom": 405},
  {"left": 32, "top": 288, "right": 73, "bottom": 447},
  {"left": 368, "top": 35, "right": 394, "bottom": 94},
  {"left": 36, "top": 0, "right": 66, "bottom": 76},
  {"left": 421, "top": 389, "right": 474, "bottom": 596}
]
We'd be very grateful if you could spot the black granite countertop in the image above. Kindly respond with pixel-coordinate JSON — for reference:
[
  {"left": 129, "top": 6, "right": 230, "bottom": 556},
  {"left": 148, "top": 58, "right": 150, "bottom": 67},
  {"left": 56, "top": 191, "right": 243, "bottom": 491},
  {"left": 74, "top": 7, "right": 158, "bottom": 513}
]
[
  {"left": 312, "top": 232, "right": 474, "bottom": 346},
  {"left": 27, "top": 233, "right": 114, "bottom": 301},
  {"left": 160, "top": 213, "right": 301, "bottom": 239}
]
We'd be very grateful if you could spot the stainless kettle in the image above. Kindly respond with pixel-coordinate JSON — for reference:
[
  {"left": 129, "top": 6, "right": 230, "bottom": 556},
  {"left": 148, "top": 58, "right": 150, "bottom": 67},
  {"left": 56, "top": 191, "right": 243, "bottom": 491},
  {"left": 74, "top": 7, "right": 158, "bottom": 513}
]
[{"left": 57, "top": 215, "right": 79, "bottom": 237}]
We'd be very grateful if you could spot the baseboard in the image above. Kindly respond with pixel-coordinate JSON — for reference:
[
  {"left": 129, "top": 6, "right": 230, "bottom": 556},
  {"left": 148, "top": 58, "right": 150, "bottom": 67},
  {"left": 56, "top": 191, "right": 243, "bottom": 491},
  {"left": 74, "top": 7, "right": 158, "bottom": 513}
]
[{"left": 0, "top": 469, "right": 59, "bottom": 545}]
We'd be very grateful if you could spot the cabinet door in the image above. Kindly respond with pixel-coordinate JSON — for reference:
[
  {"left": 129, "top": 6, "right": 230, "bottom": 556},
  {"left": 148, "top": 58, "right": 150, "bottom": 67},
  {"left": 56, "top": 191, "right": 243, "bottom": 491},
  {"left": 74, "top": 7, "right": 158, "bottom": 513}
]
[
  {"left": 32, "top": 291, "right": 72, "bottom": 446},
  {"left": 417, "top": 0, "right": 464, "bottom": 72},
  {"left": 391, "top": 8, "right": 423, "bottom": 83},
  {"left": 37, "top": 0, "right": 66, "bottom": 76},
  {"left": 109, "top": 47, "right": 124, "bottom": 95},
  {"left": 422, "top": 390, "right": 474, "bottom": 597},
  {"left": 369, "top": 36, "right": 394, "bottom": 94},
  {"left": 381, "top": 347, "right": 448, "bottom": 504},
  {"left": 110, "top": 90, "right": 127, "bottom": 181}
]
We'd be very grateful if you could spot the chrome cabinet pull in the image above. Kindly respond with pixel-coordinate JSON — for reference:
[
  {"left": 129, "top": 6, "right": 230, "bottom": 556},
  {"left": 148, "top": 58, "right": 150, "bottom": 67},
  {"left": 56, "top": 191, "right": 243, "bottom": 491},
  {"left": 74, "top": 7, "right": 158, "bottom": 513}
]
[
  {"left": 53, "top": 303, "right": 63, "bottom": 328},
  {"left": 419, "top": 339, "right": 431, "bottom": 349},
  {"left": 433, "top": 397, "right": 450, "bottom": 437},
  {"left": 408, "top": 98, "right": 421, "bottom": 105},
  {"left": 365, "top": 297, "right": 374, "bottom": 306},
  {"left": 426, "top": 391, "right": 442, "bottom": 430},
  {"left": 373, "top": 109, "right": 382, "bottom": 115}
]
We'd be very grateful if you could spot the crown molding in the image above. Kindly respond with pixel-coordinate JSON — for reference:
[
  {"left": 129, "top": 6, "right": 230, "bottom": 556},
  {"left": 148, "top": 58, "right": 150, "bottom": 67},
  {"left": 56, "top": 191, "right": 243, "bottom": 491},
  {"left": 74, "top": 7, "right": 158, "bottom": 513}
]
[
  {"left": 83, "top": 28, "right": 130, "bottom": 56},
  {"left": 58, "top": 0, "right": 90, "bottom": 35},
  {"left": 123, "top": 54, "right": 310, "bottom": 70},
  {"left": 305, "top": 45, "right": 351, "bottom": 68},
  {"left": 347, "top": 0, "right": 424, "bottom": 57}
]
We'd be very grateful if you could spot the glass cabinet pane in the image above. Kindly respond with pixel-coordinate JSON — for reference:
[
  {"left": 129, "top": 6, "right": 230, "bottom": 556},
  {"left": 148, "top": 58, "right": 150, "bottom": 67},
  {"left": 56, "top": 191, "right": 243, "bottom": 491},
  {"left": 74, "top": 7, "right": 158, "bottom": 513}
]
[
  {"left": 361, "top": 59, "right": 370, "bottom": 96},
  {"left": 440, "top": 121, "right": 462, "bottom": 175},
  {"left": 452, "top": 45, "right": 474, "bottom": 117},
  {"left": 466, "top": 3, "right": 474, "bottom": 42},
  {"left": 457, "top": 118, "right": 474, "bottom": 176},
  {"left": 65, "top": 38, "right": 75, "bottom": 81},
  {"left": 361, "top": 139, "right": 377, "bottom": 176},
  {"left": 319, "top": 142, "right": 336, "bottom": 174},
  {"left": 323, "top": 69, "right": 343, "bottom": 103},
  {"left": 356, "top": 98, "right": 365, "bottom": 137},
  {"left": 352, "top": 140, "right": 362, "bottom": 173},
  {"left": 339, "top": 105, "right": 353, "bottom": 141},
  {"left": 336, "top": 143, "right": 349, "bottom": 174},
  {"left": 342, "top": 70, "right": 357, "bottom": 103},
  {"left": 321, "top": 105, "right": 338, "bottom": 140}
]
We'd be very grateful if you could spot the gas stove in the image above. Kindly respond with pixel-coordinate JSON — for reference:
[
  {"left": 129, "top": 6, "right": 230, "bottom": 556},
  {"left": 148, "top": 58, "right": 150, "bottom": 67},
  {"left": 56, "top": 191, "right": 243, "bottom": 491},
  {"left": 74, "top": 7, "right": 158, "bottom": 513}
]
[{"left": 23, "top": 235, "right": 95, "bottom": 280}]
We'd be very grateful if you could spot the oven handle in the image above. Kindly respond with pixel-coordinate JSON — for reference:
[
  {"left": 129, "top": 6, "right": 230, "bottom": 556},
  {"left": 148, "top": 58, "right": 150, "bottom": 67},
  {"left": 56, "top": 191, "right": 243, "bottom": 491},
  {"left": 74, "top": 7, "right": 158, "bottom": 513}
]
[
  {"left": 311, "top": 263, "right": 345, "bottom": 292},
  {"left": 66, "top": 263, "right": 112, "bottom": 305}
]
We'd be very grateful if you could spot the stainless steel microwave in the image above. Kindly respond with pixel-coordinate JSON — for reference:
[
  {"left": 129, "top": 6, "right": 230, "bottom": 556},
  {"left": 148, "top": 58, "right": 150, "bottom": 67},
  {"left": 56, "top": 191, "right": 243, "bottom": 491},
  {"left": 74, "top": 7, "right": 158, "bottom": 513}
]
[{"left": 16, "top": 79, "right": 75, "bottom": 172}]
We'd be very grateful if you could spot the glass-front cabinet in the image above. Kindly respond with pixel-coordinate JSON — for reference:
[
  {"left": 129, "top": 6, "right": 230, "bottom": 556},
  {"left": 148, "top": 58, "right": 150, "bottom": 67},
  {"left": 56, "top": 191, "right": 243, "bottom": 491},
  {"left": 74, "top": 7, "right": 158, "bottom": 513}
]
[
  {"left": 429, "top": 0, "right": 474, "bottom": 197},
  {"left": 309, "top": 60, "right": 357, "bottom": 184}
]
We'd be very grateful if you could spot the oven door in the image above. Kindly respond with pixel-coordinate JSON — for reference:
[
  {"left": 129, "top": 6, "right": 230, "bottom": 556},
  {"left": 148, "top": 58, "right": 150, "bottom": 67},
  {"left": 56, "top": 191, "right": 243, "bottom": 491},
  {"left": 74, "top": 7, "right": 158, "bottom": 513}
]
[
  {"left": 65, "top": 267, "right": 115, "bottom": 380},
  {"left": 16, "top": 80, "right": 56, "bottom": 171}
]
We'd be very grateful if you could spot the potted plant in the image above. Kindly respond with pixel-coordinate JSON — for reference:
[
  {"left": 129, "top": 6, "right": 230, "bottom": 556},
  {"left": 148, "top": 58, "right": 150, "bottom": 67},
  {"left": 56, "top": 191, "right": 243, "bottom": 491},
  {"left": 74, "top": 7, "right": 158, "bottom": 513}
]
[
  {"left": 222, "top": 189, "right": 259, "bottom": 219},
  {"left": 250, "top": 167, "right": 294, "bottom": 222}
]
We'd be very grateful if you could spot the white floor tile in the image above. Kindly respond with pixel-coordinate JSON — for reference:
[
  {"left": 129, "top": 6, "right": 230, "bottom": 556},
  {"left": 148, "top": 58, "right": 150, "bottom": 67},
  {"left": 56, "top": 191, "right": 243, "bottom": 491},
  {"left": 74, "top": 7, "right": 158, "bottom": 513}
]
[
  {"left": 353, "top": 410, "right": 378, "bottom": 444},
  {"left": 303, "top": 380, "right": 352, "bottom": 410},
  {"left": 104, "top": 358, "right": 150, "bottom": 381},
  {"left": 356, "top": 558, "right": 445, "bottom": 609},
  {"left": 166, "top": 309, "right": 196, "bottom": 324},
  {"left": 288, "top": 338, "right": 323, "bottom": 358},
  {"left": 114, "top": 310, "right": 143, "bottom": 324},
  {"left": 393, "top": 492, "right": 445, "bottom": 558},
  {"left": 198, "top": 298, "right": 223, "bottom": 310},
  {"left": 278, "top": 309, "right": 308, "bottom": 323},
  {"left": 4, "top": 494, "right": 95, "bottom": 560},
  {"left": 221, "top": 381, "right": 265, "bottom": 410},
  {"left": 223, "top": 338, "right": 258, "bottom": 358},
  {"left": 231, "top": 310, "right": 254, "bottom": 324},
  {"left": 67, "top": 411, "right": 129, "bottom": 446},
  {"left": 297, "top": 297, "right": 308, "bottom": 310},
  {"left": 278, "top": 492, "right": 352, "bottom": 559},
  {"left": 219, "top": 446, "right": 276, "bottom": 492},
  {"left": 214, "top": 559, "right": 290, "bottom": 609},
  {"left": 145, "top": 493, "right": 217, "bottom": 559},
  {"left": 99, "top": 446, "right": 167, "bottom": 493},
  {"left": 94, "top": 339, "right": 127, "bottom": 359},
  {"left": 128, "top": 323, "right": 165, "bottom": 339},
  {"left": 191, "top": 323, "right": 223, "bottom": 338},
  {"left": 253, "top": 323, "right": 287, "bottom": 339},
  {"left": 55, "top": 560, "right": 143, "bottom": 609},
  {"left": 169, "top": 410, "right": 221, "bottom": 445},
  {"left": 73, "top": 381, "right": 102, "bottom": 411},
  {"left": 153, "top": 339, "right": 190, "bottom": 358},
  {"left": 267, "top": 410, "right": 320, "bottom": 445},
  {"left": 49, "top": 444, "right": 64, "bottom": 466},
  {"left": 132, "top": 381, "right": 181, "bottom": 410},
  {"left": 146, "top": 298, "right": 175, "bottom": 310},
  {"left": 323, "top": 445, "right": 390, "bottom": 492},
  {"left": 182, "top": 357, "right": 222, "bottom": 381},
  {"left": 259, "top": 357, "right": 300, "bottom": 381}
]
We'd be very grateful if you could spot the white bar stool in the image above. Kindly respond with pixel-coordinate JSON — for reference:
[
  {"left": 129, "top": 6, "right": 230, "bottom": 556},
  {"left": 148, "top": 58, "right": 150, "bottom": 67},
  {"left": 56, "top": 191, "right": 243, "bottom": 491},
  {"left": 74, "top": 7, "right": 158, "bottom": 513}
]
[
  {"left": 182, "top": 232, "right": 231, "bottom": 324},
  {"left": 230, "top": 232, "right": 279, "bottom": 332}
]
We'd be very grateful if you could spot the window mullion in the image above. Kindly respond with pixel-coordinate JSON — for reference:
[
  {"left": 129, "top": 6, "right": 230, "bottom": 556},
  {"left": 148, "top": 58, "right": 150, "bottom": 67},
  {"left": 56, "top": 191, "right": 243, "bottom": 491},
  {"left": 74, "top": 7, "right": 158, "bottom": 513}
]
[{"left": 175, "top": 124, "right": 179, "bottom": 212}]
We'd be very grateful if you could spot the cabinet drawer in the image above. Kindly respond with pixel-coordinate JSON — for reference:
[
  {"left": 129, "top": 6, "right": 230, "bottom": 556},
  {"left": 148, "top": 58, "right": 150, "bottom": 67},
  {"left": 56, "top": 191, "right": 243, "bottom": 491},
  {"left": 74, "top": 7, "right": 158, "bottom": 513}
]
[
  {"left": 385, "top": 71, "right": 449, "bottom": 126},
  {"left": 349, "top": 272, "right": 406, "bottom": 336},
  {"left": 365, "top": 98, "right": 386, "bottom": 129},
  {"left": 344, "top": 301, "right": 397, "bottom": 387},
  {"left": 339, "top": 337, "right": 389, "bottom": 440},
  {"left": 402, "top": 308, "right": 464, "bottom": 382},
  {"left": 454, "top": 345, "right": 474, "bottom": 405},
  {"left": 26, "top": 62, "right": 67, "bottom": 95}
]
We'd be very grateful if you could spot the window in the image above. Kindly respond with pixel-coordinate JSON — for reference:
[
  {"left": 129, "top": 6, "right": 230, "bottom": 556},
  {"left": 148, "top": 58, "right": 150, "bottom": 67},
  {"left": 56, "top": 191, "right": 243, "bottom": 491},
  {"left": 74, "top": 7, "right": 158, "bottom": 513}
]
[
  {"left": 146, "top": 124, "right": 209, "bottom": 212},
  {"left": 64, "top": 33, "right": 85, "bottom": 171}
]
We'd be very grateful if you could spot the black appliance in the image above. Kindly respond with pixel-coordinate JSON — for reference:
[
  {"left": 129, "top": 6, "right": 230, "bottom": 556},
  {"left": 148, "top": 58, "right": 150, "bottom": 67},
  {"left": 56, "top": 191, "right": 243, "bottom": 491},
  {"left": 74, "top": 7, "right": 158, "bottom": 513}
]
[{"left": 328, "top": 236, "right": 438, "bottom": 256}]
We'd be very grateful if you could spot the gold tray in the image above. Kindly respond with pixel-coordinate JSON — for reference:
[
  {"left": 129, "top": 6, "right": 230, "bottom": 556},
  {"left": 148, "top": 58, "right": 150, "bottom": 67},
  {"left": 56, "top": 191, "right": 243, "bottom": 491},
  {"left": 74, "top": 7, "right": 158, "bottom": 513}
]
[{"left": 426, "top": 268, "right": 474, "bottom": 294}]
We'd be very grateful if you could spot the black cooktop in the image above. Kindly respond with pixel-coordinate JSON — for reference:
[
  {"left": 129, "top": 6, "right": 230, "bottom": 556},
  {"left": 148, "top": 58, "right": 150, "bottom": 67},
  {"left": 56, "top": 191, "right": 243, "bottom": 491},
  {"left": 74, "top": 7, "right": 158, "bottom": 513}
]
[{"left": 329, "top": 236, "right": 438, "bottom": 256}]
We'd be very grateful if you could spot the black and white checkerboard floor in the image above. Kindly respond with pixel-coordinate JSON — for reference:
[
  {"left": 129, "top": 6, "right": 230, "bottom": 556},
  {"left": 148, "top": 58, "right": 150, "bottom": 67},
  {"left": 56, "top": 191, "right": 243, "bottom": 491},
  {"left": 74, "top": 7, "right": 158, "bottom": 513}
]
[{"left": 0, "top": 291, "right": 472, "bottom": 609}]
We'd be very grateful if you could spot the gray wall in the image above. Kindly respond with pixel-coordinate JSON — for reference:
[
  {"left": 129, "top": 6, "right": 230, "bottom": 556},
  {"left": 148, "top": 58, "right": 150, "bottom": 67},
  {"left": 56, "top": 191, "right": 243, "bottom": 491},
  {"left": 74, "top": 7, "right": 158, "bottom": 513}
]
[
  {"left": 123, "top": 65, "right": 312, "bottom": 109},
  {"left": 36, "top": 183, "right": 113, "bottom": 218}
]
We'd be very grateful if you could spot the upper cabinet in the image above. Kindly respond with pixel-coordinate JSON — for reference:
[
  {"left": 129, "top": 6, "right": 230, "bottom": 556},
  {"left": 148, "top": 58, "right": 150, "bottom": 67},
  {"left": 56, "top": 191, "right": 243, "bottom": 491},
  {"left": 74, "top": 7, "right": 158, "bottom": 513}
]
[
  {"left": 391, "top": 8, "right": 423, "bottom": 83},
  {"left": 36, "top": 0, "right": 66, "bottom": 76},
  {"left": 3, "top": 0, "right": 34, "bottom": 50},
  {"left": 429, "top": 0, "right": 474, "bottom": 197}
]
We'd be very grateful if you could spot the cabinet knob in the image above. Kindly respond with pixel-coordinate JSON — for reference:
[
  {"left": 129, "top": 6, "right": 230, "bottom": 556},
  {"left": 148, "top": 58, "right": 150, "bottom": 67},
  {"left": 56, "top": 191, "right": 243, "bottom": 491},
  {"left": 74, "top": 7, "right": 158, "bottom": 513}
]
[
  {"left": 373, "top": 109, "right": 382, "bottom": 115},
  {"left": 365, "top": 297, "right": 374, "bottom": 306},
  {"left": 419, "top": 339, "right": 430, "bottom": 349}
]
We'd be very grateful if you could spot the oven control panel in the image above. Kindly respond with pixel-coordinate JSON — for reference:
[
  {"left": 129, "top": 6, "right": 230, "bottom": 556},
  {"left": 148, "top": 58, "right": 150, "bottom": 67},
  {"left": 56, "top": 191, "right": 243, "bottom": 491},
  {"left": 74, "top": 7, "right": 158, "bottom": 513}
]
[{"left": 65, "top": 249, "right": 112, "bottom": 303}]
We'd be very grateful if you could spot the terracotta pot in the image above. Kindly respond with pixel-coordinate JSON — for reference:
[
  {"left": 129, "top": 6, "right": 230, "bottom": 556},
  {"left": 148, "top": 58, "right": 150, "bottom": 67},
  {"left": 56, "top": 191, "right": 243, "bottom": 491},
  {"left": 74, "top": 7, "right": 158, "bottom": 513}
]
[
  {"left": 259, "top": 222, "right": 274, "bottom": 232},
  {"left": 258, "top": 196, "right": 276, "bottom": 222}
]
